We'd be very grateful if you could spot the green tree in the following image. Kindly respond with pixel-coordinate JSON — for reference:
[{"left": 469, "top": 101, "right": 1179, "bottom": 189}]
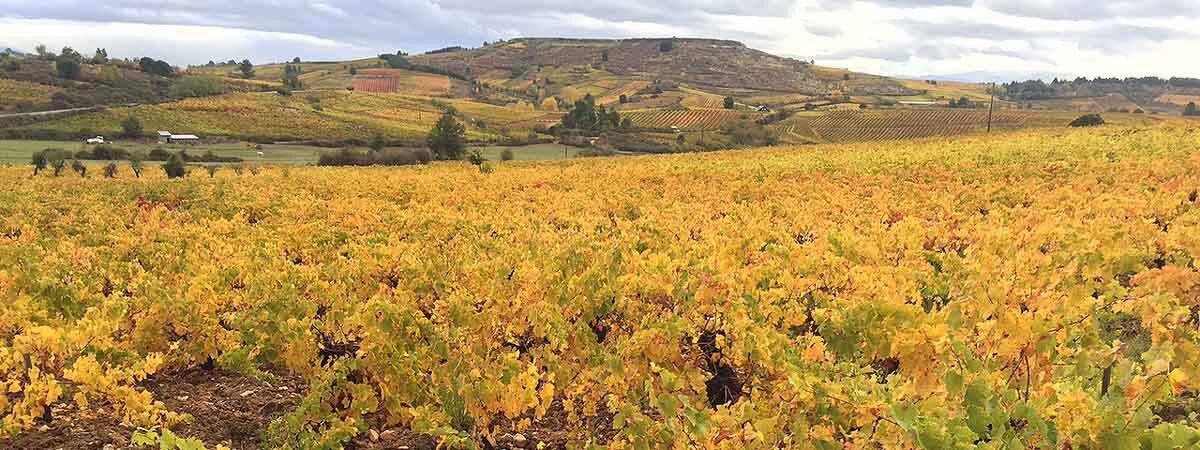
[
  {"left": 282, "top": 64, "right": 303, "bottom": 90},
  {"left": 92, "top": 48, "right": 108, "bottom": 64},
  {"left": 121, "top": 116, "right": 144, "bottom": 138},
  {"left": 1183, "top": 102, "right": 1200, "bottom": 117},
  {"left": 238, "top": 59, "right": 255, "bottom": 79},
  {"left": 138, "top": 57, "right": 173, "bottom": 76},
  {"left": 561, "top": 95, "right": 620, "bottom": 133},
  {"left": 369, "top": 134, "right": 386, "bottom": 151},
  {"left": 723, "top": 96, "right": 735, "bottom": 109},
  {"left": 427, "top": 113, "right": 466, "bottom": 160},
  {"left": 56, "top": 48, "right": 82, "bottom": 79},
  {"left": 163, "top": 152, "right": 186, "bottom": 178}
]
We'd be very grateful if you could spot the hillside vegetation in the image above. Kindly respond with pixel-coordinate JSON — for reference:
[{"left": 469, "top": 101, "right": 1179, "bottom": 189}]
[{"left": 3, "top": 125, "right": 1200, "bottom": 449}]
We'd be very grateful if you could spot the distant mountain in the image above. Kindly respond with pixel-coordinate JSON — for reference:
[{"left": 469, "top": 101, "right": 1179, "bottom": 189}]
[
  {"left": 0, "top": 47, "right": 28, "bottom": 56},
  {"left": 914, "top": 70, "right": 1076, "bottom": 84}
]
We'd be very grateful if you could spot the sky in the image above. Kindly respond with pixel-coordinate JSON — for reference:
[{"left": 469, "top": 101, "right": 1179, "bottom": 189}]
[{"left": 2, "top": 0, "right": 1198, "bottom": 81}]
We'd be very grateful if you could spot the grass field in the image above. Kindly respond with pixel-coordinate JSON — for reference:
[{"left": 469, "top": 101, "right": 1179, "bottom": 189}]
[{"left": 0, "top": 140, "right": 337, "bottom": 165}]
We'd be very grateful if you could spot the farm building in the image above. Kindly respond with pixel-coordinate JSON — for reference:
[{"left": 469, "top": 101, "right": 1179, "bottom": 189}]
[
  {"left": 168, "top": 134, "right": 201, "bottom": 144},
  {"left": 157, "top": 131, "right": 172, "bottom": 143}
]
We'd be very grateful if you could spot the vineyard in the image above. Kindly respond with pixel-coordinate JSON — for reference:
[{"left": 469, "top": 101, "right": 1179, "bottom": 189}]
[
  {"left": 810, "top": 109, "right": 1035, "bottom": 142},
  {"left": 350, "top": 69, "right": 453, "bottom": 97},
  {"left": 13, "top": 91, "right": 510, "bottom": 142},
  {"left": 2, "top": 125, "right": 1200, "bottom": 449},
  {"left": 0, "top": 78, "right": 58, "bottom": 112},
  {"left": 622, "top": 109, "right": 758, "bottom": 131}
]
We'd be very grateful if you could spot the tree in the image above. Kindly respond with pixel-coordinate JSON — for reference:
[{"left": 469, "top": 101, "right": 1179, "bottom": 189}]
[
  {"left": 659, "top": 40, "right": 674, "bottom": 52},
  {"left": 619, "top": 94, "right": 628, "bottom": 104},
  {"left": 163, "top": 152, "right": 186, "bottom": 178},
  {"left": 138, "top": 57, "right": 173, "bottom": 77},
  {"left": 56, "top": 56, "right": 82, "bottom": 80},
  {"left": 561, "top": 95, "right": 620, "bottom": 133},
  {"left": 1183, "top": 102, "right": 1200, "bottom": 117},
  {"left": 238, "top": 59, "right": 255, "bottom": 79},
  {"left": 723, "top": 96, "right": 735, "bottom": 109},
  {"left": 349, "top": 67, "right": 358, "bottom": 75},
  {"left": 541, "top": 97, "right": 558, "bottom": 111},
  {"left": 369, "top": 134, "right": 386, "bottom": 151},
  {"left": 282, "top": 64, "right": 303, "bottom": 90},
  {"left": 103, "top": 162, "right": 118, "bottom": 178},
  {"left": 427, "top": 113, "right": 466, "bottom": 160},
  {"left": 292, "top": 57, "right": 301, "bottom": 64},
  {"left": 92, "top": 48, "right": 108, "bottom": 64},
  {"left": 34, "top": 44, "right": 50, "bottom": 58},
  {"left": 121, "top": 116, "right": 144, "bottom": 138},
  {"left": 601, "top": 50, "right": 609, "bottom": 62},
  {"left": 500, "top": 148, "right": 515, "bottom": 161}
]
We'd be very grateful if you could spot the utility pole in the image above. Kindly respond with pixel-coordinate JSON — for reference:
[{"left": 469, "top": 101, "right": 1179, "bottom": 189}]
[{"left": 987, "top": 82, "right": 996, "bottom": 133}]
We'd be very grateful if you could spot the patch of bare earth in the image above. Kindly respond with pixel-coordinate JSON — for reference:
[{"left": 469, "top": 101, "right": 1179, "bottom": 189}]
[{"left": 1, "top": 368, "right": 306, "bottom": 450}]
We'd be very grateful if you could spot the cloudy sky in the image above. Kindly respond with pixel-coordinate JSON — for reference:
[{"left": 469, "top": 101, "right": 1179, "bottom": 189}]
[{"left": 2, "top": 0, "right": 1198, "bottom": 80}]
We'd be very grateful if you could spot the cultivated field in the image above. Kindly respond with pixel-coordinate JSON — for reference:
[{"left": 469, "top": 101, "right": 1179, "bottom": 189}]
[
  {"left": 0, "top": 78, "right": 58, "bottom": 112},
  {"left": 3, "top": 125, "right": 1199, "bottom": 449},
  {"left": 10, "top": 91, "right": 536, "bottom": 143},
  {"left": 809, "top": 109, "right": 1034, "bottom": 142},
  {"left": 622, "top": 109, "right": 759, "bottom": 130}
]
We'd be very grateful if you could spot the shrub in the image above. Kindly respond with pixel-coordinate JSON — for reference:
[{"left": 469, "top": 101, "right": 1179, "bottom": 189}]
[
  {"left": 148, "top": 147, "right": 172, "bottom": 161},
  {"left": 467, "top": 148, "right": 486, "bottom": 166},
  {"left": 103, "top": 162, "right": 118, "bottom": 178},
  {"left": 479, "top": 162, "right": 495, "bottom": 174},
  {"left": 163, "top": 153, "right": 187, "bottom": 178},
  {"left": 724, "top": 97, "right": 735, "bottom": 109},
  {"left": 317, "top": 148, "right": 430, "bottom": 167},
  {"left": 205, "top": 165, "right": 219, "bottom": 178},
  {"left": 129, "top": 152, "right": 145, "bottom": 178},
  {"left": 70, "top": 159, "right": 87, "bottom": 177},
  {"left": 1068, "top": 114, "right": 1105, "bottom": 127},
  {"left": 500, "top": 148, "right": 515, "bottom": 161}
]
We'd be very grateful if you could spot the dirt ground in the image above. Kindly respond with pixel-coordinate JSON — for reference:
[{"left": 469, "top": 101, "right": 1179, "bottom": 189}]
[{"left": 1, "top": 368, "right": 306, "bottom": 450}]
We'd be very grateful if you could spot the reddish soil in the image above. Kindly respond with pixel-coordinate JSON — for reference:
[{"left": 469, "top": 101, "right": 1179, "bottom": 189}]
[{"left": 1, "top": 368, "right": 306, "bottom": 450}]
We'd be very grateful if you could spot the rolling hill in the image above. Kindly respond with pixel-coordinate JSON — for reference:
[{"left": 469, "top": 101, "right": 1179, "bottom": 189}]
[{"left": 408, "top": 38, "right": 915, "bottom": 98}]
